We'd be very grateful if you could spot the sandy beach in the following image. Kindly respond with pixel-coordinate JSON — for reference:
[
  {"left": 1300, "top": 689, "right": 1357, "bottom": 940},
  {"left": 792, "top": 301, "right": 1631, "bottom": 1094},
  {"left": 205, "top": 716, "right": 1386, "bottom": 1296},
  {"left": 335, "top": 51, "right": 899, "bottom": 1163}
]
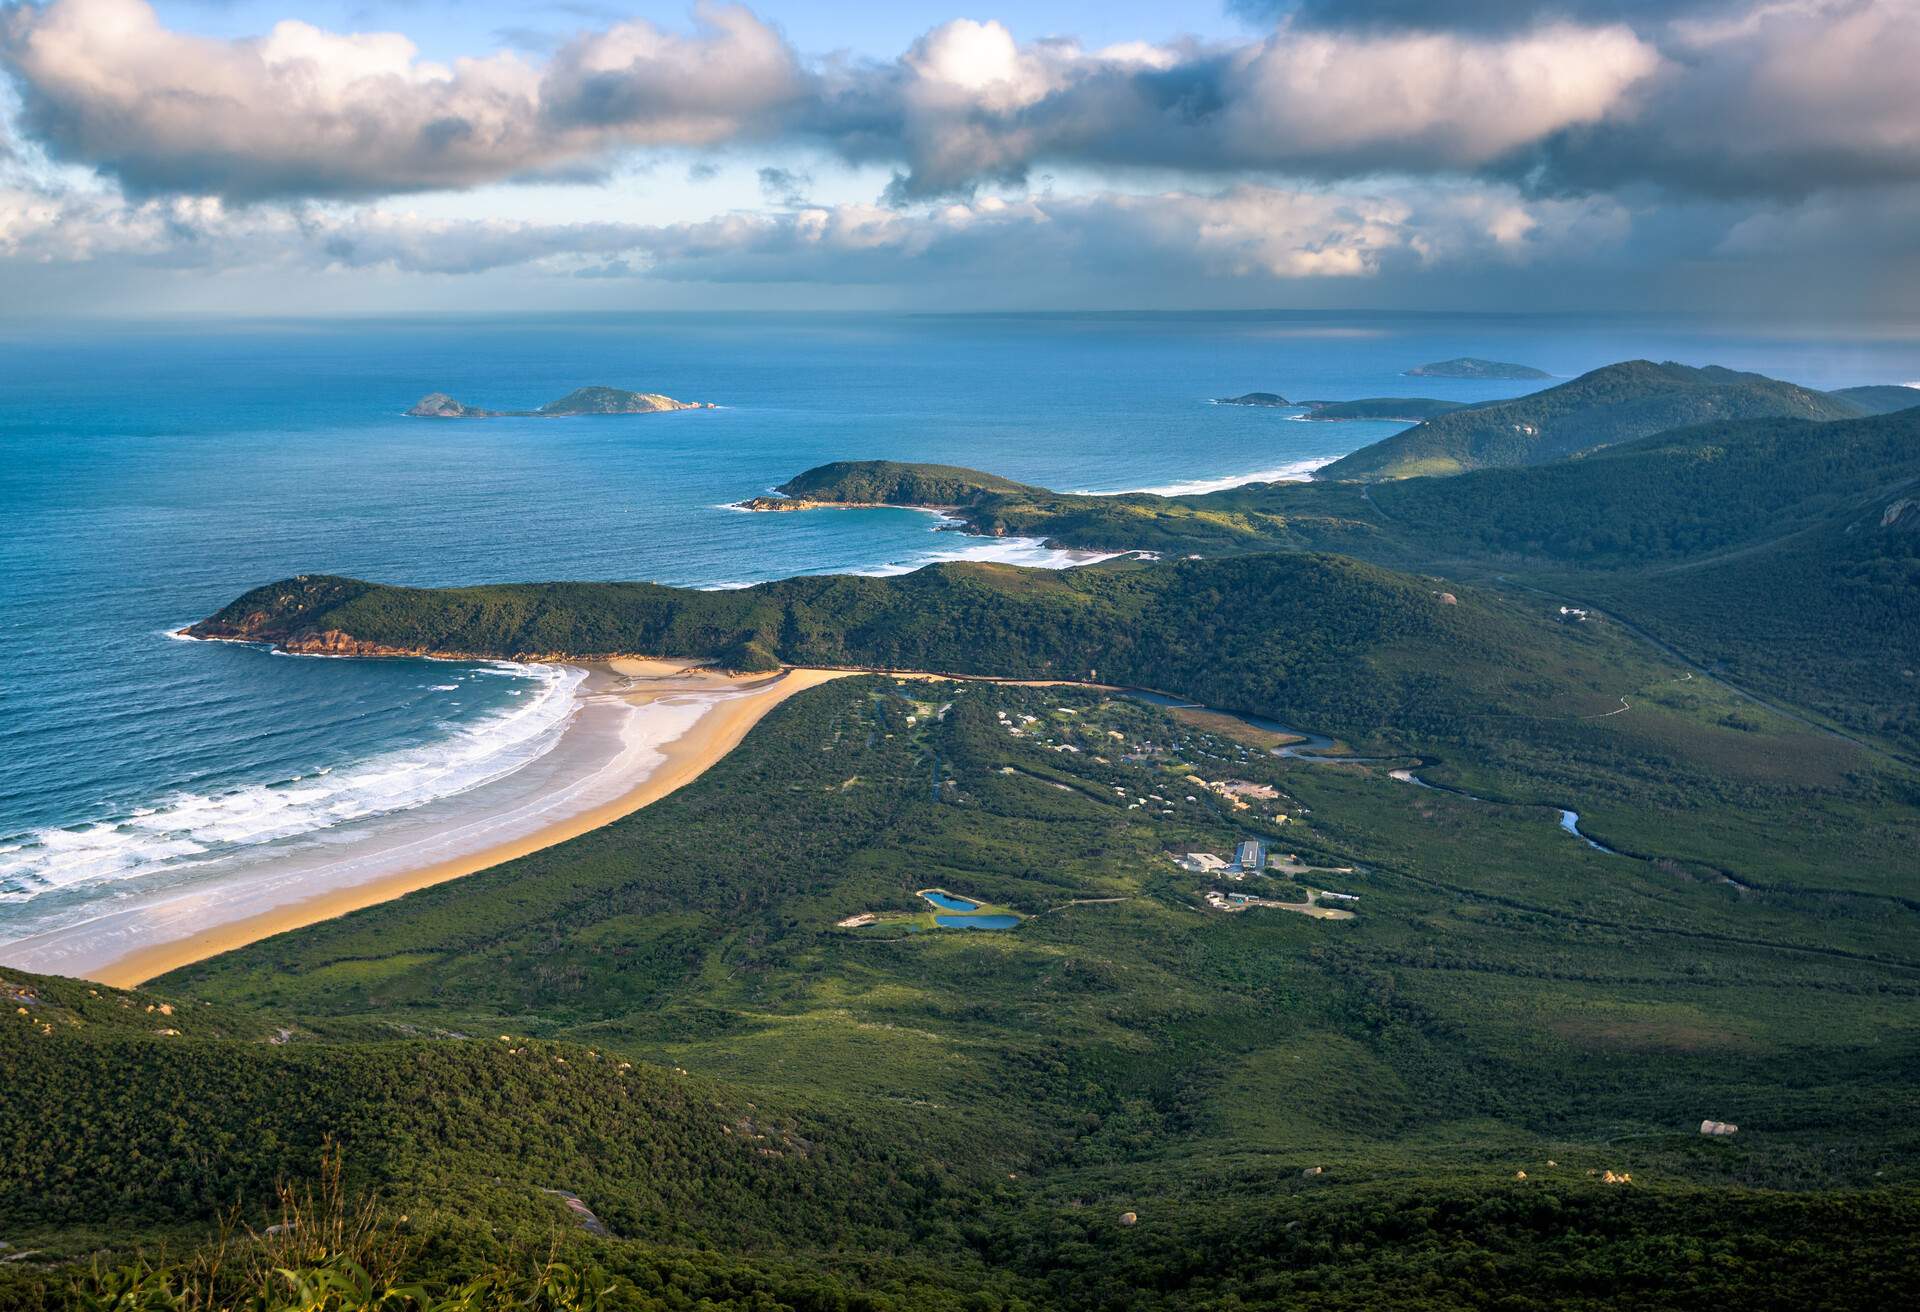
[{"left": 3, "top": 661, "right": 849, "bottom": 988}]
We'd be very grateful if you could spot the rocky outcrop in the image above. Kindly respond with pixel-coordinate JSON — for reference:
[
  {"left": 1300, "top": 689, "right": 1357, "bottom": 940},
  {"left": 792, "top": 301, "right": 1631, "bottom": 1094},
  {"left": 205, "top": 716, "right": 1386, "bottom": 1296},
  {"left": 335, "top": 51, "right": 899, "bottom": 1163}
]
[
  {"left": 538, "top": 386, "right": 712, "bottom": 415},
  {"left": 1214, "top": 392, "right": 1291, "bottom": 407},
  {"left": 407, "top": 392, "right": 498, "bottom": 418},
  {"left": 734, "top": 494, "right": 959, "bottom": 514},
  {"left": 405, "top": 386, "right": 711, "bottom": 418},
  {"left": 1881, "top": 497, "right": 1917, "bottom": 530}
]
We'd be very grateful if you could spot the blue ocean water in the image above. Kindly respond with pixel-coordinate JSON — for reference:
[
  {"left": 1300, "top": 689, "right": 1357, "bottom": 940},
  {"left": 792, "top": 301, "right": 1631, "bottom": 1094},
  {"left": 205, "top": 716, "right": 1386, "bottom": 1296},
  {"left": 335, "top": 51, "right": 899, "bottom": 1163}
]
[{"left": 2, "top": 312, "right": 1915, "bottom": 940}]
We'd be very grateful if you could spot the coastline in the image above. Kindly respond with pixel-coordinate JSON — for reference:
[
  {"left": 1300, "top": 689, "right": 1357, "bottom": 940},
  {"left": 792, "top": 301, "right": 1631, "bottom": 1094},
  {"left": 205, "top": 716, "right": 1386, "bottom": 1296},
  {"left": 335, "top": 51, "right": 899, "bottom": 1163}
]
[{"left": 5, "top": 661, "right": 850, "bottom": 988}]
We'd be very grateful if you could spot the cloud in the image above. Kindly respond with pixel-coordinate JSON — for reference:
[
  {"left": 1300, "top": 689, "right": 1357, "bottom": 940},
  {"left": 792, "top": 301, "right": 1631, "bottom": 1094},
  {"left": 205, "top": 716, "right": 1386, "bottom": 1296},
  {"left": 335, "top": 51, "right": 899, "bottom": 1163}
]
[
  {"left": 756, "top": 165, "right": 810, "bottom": 206},
  {"left": 0, "top": 0, "right": 1913, "bottom": 215},
  {"left": 0, "top": 0, "right": 805, "bottom": 200},
  {"left": 1240, "top": 1, "right": 1742, "bottom": 34},
  {"left": 625, "top": 185, "right": 1632, "bottom": 285},
  {"left": 0, "top": 170, "right": 1629, "bottom": 285},
  {"left": 1518, "top": 0, "right": 1920, "bottom": 198},
  {"left": 822, "top": 17, "right": 1661, "bottom": 200},
  {"left": 0, "top": 0, "right": 1657, "bottom": 202}
]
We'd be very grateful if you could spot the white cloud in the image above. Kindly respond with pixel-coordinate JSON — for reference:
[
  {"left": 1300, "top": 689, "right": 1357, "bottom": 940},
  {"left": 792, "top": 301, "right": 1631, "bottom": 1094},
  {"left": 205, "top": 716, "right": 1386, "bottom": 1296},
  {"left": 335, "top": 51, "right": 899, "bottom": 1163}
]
[
  {"left": 0, "top": 0, "right": 805, "bottom": 199},
  {"left": 0, "top": 1, "right": 1667, "bottom": 202},
  {"left": 0, "top": 172, "right": 1630, "bottom": 285}
]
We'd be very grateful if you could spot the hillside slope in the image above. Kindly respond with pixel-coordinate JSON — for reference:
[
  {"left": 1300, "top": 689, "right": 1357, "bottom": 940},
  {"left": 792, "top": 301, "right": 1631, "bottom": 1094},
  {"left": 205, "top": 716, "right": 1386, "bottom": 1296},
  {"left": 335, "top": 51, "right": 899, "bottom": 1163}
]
[
  {"left": 134, "top": 678, "right": 1920, "bottom": 1309},
  {"left": 190, "top": 553, "right": 1628, "bottom": 746},
  {"left": 1830, "top": 384, "right": 1920, "bottom": 415},
  {"left": 1369, "top": 409, "right": 1920, "bottom": 745},
  {"left": 1319, "top": 361, "right": 1863, "bottom": 480}
]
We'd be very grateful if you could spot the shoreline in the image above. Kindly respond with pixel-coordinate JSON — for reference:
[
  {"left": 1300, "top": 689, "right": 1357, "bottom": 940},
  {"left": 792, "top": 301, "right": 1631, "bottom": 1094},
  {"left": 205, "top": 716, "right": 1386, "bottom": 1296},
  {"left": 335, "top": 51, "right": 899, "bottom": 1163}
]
[
  {"left": 7, "top": 661, "right": 850, "bottom": 989},
  {"left": 8, "top": 658, "right": 1350, "bottom": 991}
]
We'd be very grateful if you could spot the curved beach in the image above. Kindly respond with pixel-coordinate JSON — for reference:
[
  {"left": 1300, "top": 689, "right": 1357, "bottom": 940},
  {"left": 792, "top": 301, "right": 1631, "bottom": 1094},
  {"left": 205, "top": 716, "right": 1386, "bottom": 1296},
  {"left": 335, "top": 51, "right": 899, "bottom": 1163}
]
[{"left": 1, "top": 661, "right": 849, "bottom": 987}]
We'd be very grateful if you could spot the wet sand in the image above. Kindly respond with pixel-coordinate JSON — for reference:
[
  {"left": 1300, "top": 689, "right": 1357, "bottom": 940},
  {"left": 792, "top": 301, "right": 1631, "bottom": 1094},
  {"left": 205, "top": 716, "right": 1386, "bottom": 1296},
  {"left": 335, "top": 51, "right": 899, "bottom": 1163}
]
[{"left": 7, "top": 662, "right": 849, "bottom": 988}]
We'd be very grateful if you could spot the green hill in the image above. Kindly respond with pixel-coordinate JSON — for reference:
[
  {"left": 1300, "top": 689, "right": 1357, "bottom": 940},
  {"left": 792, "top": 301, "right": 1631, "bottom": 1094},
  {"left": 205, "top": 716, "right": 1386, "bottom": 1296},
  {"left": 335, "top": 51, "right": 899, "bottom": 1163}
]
[
  {"left": 16, "top": 665, "right": 1915, "bottom": 1309},
  {"left": 1366, "top": 409, "right": 1920, "bottom": 745},
  {"left": 19, "top": 386, "right": 1920, "bottom": 1310},
  {"left": 1319, "top": 361, "right": 1864, "bottom": 480},
  {"left": 1830, "top": 384, "right": 1920, "bottom": 415},
  {"left": 190, "top": 552, "right": 1630, "bottom": 745},
  {"left": 758, "top": 459, "right": 1034, "bottom": 507},
  {"left": 1299, "top": 397, "right": 1469, "bottom": 421}
]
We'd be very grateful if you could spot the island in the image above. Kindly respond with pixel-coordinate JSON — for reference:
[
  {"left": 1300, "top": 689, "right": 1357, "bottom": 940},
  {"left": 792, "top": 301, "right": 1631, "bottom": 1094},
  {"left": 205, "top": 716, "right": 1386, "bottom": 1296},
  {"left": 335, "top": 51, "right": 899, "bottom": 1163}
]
[
  {"left": 1212, "top": 391, "right": 1291, "bottom": 406},
  {"left": 1404, "top": 357, "right": 1552, "bottom": 380},
  {"left": 406, "top": 386, "right": 713, "bottom": 418}
]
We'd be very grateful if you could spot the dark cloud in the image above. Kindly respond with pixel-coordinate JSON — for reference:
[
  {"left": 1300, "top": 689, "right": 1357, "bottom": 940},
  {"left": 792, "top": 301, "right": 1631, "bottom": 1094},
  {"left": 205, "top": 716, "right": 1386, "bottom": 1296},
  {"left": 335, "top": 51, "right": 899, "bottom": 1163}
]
[
  {"left": 1235, "top": 0, "right": 1740, "bottom": 34},
  {"left": 1512, "top": 0, "right": 1920, "bottom": 199},
  {"left": 0, "top": 0, "right": 1913, "bottom": 213},
  {"left": 756, "top": 165, "right": 810, "bottom": 205}
]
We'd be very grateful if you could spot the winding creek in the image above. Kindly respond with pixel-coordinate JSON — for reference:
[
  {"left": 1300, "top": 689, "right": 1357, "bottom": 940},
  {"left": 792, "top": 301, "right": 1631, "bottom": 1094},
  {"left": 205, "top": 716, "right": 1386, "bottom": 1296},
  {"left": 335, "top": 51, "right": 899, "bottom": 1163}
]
[{"left": 1391, "top": 768, "right": 1621, "bottom": 856}]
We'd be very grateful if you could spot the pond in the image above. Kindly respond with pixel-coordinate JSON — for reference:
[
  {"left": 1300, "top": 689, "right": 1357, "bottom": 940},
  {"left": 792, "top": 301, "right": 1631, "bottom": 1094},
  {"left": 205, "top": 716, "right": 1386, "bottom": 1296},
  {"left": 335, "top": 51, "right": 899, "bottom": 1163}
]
[
  {"left": 920, "top": 890, "right": 982, "bottom": 911},
  {"left": 935, "top": 914, "right": 1022, "bottom": 930}
]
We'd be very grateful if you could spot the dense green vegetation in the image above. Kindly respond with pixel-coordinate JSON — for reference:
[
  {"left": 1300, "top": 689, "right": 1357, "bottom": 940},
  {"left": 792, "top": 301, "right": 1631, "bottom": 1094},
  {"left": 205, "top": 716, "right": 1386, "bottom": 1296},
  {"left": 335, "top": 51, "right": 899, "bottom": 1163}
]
[
  {"left": 8, "top": 676, "right": 1917, "bottom": 1308},
  {"left": 1320, "top": 362, "right": 1865, "bottom": 480},
  {"left": 1364, "top": 410, "right": 1920, "bottom": 747},
  {"left": 1828, "top": 384, "right": 1920, "bottom": 415},
  {"left": 13, "top": 376, "right": 1919, "bottom": 1309},
  {"left": 1300, "top": 397, "right": 1468, "bottom": 421},
  {"left": 721, "top": 403, "right": 1919, "bottom": 750},
  {"left": 1370, "top": 410, "right": 1917, "bottom": 564},
  {"left": 191, "top": 553, "right": 1683, "bottom": 753},
  {"left": 770, "top": 460, "right": 1034, "bottom": 504}
]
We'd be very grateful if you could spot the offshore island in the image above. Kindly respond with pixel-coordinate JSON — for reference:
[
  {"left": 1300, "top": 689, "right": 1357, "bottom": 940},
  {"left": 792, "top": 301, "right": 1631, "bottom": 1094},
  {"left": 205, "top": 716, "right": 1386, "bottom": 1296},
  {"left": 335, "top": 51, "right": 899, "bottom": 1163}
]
[{"left": 407, "top": 385, "right": 713, "bottom": 417}]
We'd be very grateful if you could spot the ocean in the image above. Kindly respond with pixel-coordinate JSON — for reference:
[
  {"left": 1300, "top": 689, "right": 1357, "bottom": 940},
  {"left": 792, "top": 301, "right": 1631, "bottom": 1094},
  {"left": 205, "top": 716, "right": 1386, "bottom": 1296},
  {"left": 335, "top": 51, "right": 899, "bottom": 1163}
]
[{"left": 3, "top": 310, "right": 1915, "bottom": 954}]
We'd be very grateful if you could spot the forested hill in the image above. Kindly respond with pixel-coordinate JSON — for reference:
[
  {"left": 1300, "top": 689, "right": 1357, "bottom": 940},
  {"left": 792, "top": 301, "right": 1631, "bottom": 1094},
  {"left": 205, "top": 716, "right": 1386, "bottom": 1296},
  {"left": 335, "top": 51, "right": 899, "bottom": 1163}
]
[
  {"left": 189, "top": 553, "right": 1654, "bottom": 748},
  {"left": 1370, "top": 407, "right": 1920, "bottom": 566},
  {"left": 1830, "top": 384, "right": 1920, "bottom": 415},
  {"left": 1367, "top": 408, "right": 1920, "bottom": 746},
  {"left": 1318, "top": 361, "right": 1865, "bottom": 481},
  {"left": 709, "top": 403, "right": 1919, "bottom": 748},
  {"left": 758, "top": 459, "right": 1033, "bottom": 506}
]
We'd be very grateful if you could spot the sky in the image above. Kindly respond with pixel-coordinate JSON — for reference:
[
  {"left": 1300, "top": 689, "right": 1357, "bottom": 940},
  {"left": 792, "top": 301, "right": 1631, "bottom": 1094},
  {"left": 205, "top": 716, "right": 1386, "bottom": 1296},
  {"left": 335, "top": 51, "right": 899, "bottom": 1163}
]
[{"left": 0, "top": 0, "right": 1916, "bottom": 317}]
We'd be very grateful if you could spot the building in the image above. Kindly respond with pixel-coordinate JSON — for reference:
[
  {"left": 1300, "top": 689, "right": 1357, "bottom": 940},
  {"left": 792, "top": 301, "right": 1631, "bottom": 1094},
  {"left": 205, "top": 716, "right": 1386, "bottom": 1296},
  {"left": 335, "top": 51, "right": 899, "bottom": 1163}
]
[{"left": 1234, "top": 838, "right": 1267, "bottom": 872}]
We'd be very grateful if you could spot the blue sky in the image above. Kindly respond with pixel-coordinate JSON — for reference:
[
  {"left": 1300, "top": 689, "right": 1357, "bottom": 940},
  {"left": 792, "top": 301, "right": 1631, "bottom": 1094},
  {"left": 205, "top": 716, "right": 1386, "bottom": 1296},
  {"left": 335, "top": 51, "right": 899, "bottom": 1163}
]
[
  {"left": 1, "top": 1, "right": 1916, "bottom": 316},
  {"left": 155, "top": 1, "right": 1256, "bottom": 59}
]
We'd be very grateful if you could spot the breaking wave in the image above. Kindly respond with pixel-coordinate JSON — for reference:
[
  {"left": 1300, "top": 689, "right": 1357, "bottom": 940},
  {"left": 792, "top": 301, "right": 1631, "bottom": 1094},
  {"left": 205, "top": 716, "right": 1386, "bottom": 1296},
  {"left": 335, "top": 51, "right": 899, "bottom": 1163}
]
[{"left": 0, "top": 662, "right": 583, "bottom": 903}]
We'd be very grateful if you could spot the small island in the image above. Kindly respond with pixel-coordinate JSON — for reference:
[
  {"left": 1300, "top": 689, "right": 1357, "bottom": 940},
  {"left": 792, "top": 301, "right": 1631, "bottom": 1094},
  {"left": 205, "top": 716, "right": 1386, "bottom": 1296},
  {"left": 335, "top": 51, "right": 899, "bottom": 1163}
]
[
  {"left": 1213, "top": 392, "right": 1291, "bottom": 407},
  {"left": 406, "top": 386, "right": 713, "bottom": 418},
  {"left": 1404, "top": 357, "right": 1551, "bottom": 380}
]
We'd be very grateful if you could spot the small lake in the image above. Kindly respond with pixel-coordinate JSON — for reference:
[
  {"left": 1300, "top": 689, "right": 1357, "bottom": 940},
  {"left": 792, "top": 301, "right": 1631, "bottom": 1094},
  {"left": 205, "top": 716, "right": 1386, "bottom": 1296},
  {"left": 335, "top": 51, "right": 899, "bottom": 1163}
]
[
  {"left": 935, "top": 914, "right": 1022, "bottom": 930},
  {"left": 921, "top": 890, "right": 981, "bottom": 911}
]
